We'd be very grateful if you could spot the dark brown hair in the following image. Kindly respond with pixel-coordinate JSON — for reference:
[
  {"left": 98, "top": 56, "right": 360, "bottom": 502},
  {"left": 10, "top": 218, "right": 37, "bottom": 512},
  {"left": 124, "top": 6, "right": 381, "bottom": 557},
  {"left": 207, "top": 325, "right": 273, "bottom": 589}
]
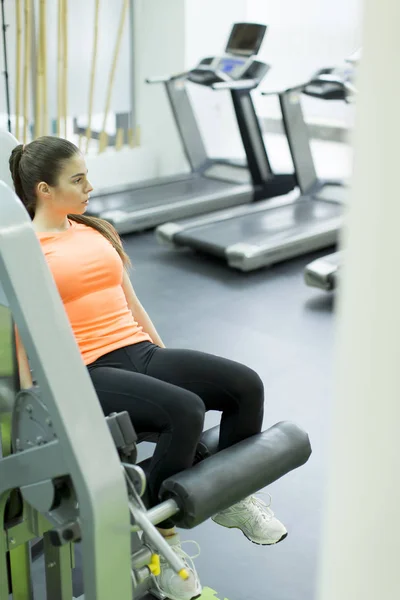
[{"left": 9, "top": 136, "right": 131, "bottom": 267}]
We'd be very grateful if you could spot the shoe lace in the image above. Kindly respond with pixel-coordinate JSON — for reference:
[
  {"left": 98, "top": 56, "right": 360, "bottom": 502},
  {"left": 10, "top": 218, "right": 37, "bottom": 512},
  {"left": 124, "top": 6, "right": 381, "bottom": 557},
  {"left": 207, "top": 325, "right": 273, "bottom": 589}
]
[
  {"left": 161, "top": 540, "right": 201, "bottom": 572},
  {"left": 178, "top": 540, "right": 201, "bottom": 561},
  {"left": 249, "top": 492, "right": 275, "bottom": 521}
]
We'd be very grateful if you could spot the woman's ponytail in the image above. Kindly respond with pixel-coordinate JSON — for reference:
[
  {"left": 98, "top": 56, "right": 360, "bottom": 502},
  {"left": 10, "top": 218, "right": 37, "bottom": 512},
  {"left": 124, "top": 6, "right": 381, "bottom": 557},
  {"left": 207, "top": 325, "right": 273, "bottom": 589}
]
[{"left": 9, "top": 145, "right": 35, "bottom": 218}]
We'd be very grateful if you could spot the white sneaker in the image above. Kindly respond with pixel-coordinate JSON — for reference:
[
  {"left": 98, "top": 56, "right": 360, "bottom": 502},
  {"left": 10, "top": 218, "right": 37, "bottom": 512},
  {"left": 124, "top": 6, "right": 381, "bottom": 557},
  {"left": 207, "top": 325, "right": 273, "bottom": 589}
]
[
  {"left": 212, "top": 493, "right": 288, "bottom": 546},
  {"left": 144, "top": 533, "right": 202, "bottom": 600}
]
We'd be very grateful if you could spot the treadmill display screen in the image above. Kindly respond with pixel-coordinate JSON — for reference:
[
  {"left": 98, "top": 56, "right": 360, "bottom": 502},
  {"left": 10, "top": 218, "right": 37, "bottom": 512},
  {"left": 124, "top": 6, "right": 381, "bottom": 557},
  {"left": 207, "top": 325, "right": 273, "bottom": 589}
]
[
  {"left": 225, "top": 23, "right": 267, "bottom": 57},
  {"left": 218, "top": 57, "right": 246, "bottom": 76}
]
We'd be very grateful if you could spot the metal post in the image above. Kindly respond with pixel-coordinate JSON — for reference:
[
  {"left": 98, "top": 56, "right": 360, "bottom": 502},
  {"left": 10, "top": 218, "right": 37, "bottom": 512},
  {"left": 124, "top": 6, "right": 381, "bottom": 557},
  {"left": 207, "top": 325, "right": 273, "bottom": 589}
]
[
  {"left": 279, "top": 90, "right": 317, "bottom": 194},
  {"left": 0, "top": 496, "right": 10, "bottom": 600},
  {"left": 0, "top": 0, "right": 11, "bottom": 133},
  {"left": 9, "top": 543, "right": 34, "bottom": 600},
  {"left": 129, "top": 0, "right": 137, "bottom": 139},
  {"left": 318, "top": 0, "right": 400, "bottom": 599},
  {"left": 43, "top": 533, "right": 73, "bottom": 600},
  {"left": 29, "top": 0, "right": 37, "bottom": 139}
]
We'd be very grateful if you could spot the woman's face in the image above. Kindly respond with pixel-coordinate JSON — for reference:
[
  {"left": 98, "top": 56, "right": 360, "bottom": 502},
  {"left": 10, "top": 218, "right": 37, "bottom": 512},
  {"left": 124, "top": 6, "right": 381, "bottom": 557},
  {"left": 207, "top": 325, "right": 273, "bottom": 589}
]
[{"left": 41, "top": 153, "right": 94, "bottom": 215}]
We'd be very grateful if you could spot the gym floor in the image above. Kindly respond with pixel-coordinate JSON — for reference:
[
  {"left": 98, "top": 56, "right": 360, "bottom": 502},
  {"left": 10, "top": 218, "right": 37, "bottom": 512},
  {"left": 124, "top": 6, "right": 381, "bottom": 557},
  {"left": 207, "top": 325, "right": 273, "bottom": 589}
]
[{"left": 29, "top": 136, "right": 350, "bottom": 600}]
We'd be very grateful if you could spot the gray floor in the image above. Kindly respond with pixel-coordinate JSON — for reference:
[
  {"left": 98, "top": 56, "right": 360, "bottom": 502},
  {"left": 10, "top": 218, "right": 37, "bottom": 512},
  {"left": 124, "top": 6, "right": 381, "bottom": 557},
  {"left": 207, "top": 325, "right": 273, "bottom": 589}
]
[{"left": 58, "top": 233, "right": 336, "bottom": 600}]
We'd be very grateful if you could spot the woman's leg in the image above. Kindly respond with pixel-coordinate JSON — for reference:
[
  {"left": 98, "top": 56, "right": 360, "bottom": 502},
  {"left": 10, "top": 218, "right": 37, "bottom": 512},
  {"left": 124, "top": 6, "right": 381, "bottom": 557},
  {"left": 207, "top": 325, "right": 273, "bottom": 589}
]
[
  {"left": 143, "top": 347, "right": 265, "bottom": 449},
  {"left": 88, "top": 357, "right": 204, "bottom": 600},
  {"left": 89, "top": 345, "right": 286, "bottom": 547},
  {"left": 88, "top": 361, "right": 205, "bottom": 514},
  {"left": 136, "top": 346, "right": 287, "bottom": 546}
]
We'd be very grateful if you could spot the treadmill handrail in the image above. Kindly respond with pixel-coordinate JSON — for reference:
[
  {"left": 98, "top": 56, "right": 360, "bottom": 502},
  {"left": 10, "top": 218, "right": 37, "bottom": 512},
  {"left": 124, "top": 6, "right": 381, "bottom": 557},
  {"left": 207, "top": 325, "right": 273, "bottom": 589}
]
[
  {"left": 146, "top": 71, "right": 189, "bottom": 84},
  {"left": 346, "top": 47, "right": 361, "bottom": 64},
  {"left": 261, "top": 82, "right": 308, "bottom": 96},
  {"left": 212, "top": 78, "right": 258, "bottom": 91},
  {"left": 261, "top": 75, "right": 349, "bottom": 97},
  {"left": 146, "top": 64, "right": 227, "bottom": 85},
  {"left": 316, "top": 74, "right": 357, "bottom": 97},
  {"left": 316, "top": 74, "right": 346, "bottom": 86}
]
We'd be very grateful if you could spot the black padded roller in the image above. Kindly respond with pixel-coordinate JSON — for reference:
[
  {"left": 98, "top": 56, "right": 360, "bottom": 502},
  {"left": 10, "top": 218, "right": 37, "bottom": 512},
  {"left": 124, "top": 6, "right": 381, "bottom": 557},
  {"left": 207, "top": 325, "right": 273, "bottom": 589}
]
[
  {"left": 193, "top": 424, "right": 220, "bottom": 463},
  {"left": 159, "top": 421, "right": 311, "bottom": 529}
]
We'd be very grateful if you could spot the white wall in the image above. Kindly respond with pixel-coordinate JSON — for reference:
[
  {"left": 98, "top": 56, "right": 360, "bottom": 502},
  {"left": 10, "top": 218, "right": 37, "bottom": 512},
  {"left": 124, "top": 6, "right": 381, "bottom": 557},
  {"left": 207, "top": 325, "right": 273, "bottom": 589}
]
[
  {"left": 132, "top": 0, "right": 188, "bottom": 177},
  {"left": 246, "top": 0, "right": 362, "bottom": 122}
]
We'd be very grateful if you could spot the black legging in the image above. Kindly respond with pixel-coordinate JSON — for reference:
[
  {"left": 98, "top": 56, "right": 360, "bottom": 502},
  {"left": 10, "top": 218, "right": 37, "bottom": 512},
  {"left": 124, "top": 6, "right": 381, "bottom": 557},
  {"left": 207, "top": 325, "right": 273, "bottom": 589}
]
[{"left": 88, "top": 341, "right": 264, "bottom": 527}]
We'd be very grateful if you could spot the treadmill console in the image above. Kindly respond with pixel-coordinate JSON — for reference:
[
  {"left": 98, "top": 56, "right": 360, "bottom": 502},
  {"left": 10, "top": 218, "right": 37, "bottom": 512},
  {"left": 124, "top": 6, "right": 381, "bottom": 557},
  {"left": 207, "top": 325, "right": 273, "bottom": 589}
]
[
  {"left": 304, "top": 62, "right": 357, "bottom": 101},
  {"left": 225, "top": 22, "right": 267, "bottom": 57},
  {"left": 187, "top": 22, "right": 268, "bottom": 87},
  {"left": 217, "top": 56, "right": 248, "bottom": 77}
]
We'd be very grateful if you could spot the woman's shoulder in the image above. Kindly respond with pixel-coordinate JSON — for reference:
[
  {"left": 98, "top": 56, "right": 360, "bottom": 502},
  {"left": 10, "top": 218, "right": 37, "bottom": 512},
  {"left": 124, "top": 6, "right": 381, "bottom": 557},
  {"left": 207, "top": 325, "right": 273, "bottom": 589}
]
[{"left": 35, "top": 220, "right": 90, "bottom": 243}]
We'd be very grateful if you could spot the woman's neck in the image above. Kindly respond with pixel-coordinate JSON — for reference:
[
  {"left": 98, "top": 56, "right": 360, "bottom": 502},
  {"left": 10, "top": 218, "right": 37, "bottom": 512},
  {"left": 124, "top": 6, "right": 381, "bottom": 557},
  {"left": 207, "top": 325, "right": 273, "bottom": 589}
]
[{"left": 32, "top": 210, "right": 71, "bottom": 233}]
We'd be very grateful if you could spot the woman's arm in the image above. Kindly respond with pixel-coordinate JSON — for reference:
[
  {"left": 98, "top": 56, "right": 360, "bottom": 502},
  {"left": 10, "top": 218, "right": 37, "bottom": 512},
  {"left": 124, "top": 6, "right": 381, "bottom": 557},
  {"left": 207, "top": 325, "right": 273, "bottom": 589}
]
[
  {"left": 15, "top": 329, "right": 34, "bottom": 389},
  {"left": 122, "top": 270, "right": 165, "bottom": 348}
]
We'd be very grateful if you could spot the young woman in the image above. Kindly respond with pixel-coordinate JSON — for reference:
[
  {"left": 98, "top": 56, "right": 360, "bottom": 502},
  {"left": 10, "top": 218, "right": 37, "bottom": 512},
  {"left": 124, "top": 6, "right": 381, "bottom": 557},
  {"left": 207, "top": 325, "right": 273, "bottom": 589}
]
[{"left": 10, "top": 136, "right": 287, "bottom": 600}]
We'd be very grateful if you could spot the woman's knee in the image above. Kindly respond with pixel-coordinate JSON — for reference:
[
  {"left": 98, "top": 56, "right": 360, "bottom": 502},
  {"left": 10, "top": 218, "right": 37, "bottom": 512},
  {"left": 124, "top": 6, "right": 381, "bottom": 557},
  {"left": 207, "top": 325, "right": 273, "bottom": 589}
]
[
  {"left": 168, "top": 388, "right": 206, "bottom": 434},
  {"left": 237, "top": 365, "right": 265, "bottom": 410}
]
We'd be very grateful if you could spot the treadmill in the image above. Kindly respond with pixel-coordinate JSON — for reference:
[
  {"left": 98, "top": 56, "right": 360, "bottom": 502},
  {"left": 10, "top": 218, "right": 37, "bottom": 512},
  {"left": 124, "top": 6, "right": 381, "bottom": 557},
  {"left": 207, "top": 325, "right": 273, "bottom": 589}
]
[
  {"left": 304, "top": 250, "right": 342, "bottom": 291},
  {"left": 155, "top": 64, "right": 354, "bottom": 271},
  {"left": 304, "top": 51, "right": 359, "bottom": 291},
  {"left": 86, "top": 23, "right": 295, "bottom": 234}
]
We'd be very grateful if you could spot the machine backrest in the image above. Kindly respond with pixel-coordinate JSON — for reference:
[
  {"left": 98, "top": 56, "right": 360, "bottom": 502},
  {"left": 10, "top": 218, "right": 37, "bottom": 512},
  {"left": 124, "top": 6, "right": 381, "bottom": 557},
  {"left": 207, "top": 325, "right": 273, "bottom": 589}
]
[
  {"left": 0, "top": 130, "right": 19, "bottom": 189},
  {"left": 0, "top": 131, "right": 20, "bottom": 458},
  {"left": 0, "top": 180, "right": 133, "bottom": 596},
  {"left": 0, "top": 288, "right": 19, "bottom": 458}
]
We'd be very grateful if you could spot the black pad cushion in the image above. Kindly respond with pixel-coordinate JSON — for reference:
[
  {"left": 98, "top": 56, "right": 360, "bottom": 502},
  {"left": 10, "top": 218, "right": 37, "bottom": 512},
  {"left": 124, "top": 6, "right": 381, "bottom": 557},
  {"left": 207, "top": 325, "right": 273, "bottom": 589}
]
[
  {"left": 160, "top": 421, "right": 311, "bottom": 529},
  {"left": 193, "top": 425, "right": 220, "bottom": 463},
  {"left": 137, "top": 425, "right": 221, "bottom": 508}
]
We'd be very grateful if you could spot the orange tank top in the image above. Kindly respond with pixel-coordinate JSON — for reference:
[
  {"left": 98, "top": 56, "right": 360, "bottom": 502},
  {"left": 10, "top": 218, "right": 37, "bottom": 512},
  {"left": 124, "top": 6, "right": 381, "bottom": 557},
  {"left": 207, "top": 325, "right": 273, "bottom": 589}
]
[{"left": 37, "top": 220, "right": 151, "bottom": 365}]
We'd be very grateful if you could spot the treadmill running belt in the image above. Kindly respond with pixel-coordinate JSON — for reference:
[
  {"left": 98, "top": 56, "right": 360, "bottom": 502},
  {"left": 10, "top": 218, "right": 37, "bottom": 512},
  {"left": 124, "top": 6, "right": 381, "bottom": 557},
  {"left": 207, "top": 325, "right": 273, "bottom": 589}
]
[
  {"left": 87, "top": 176, "right": 240, "bottom": 214},
  {"left": 174, "top": 199, "right": 342, "bottom": 257}
]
